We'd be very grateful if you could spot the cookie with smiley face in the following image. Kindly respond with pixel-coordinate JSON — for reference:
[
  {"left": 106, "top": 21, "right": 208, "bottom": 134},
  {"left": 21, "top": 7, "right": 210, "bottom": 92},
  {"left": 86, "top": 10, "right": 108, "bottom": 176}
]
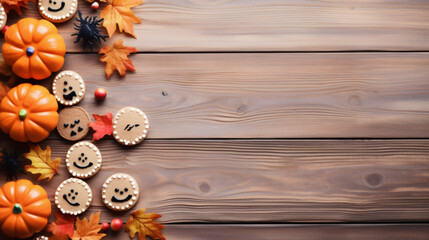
[
  {"left": 66, "top": 141, "right": 102, "bottom": 178},
  {"left": 55, "top": 178, "right": 92, "bottom": 215},
  {"left": 38, "top": 0, "right": 77, "bottom": 23},
  {"left": 0, "top": 4, "right": 7, "bottom": 30},
  {"left": 102, "top": 173, "right": 139, "bottom": 211},
  {"left": 113, "top": 107, "right": 149, "bottom": 146},
  {"left": 57, "top": 107, "right": 90, "bottom": 141},
  {"left": 52, "top": 70, "right": 85, "bottom": 106}
]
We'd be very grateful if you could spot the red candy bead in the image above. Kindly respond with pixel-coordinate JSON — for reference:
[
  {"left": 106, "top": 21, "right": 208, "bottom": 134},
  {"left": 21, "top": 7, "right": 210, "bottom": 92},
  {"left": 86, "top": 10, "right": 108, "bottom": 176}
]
[
  {"left": 94, "top": 88, "right": 107, "bottom": 101},
  {"left": 102, "top": 222, "right": 109, "bottom": 231},
  {"left": 110, "top": 218, "right": 123, "bottom": 231},
  {"left": 91, "top": 2, "right": 99, "bottom": 10},
  {"left": 2, "top": 25, "right": 9, "bottom": 34}
]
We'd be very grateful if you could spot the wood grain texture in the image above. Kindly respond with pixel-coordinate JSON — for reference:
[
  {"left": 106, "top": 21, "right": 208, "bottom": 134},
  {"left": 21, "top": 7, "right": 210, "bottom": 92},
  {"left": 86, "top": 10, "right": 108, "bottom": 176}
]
[
  {"left": 3, "top": 0, "right": 429, "bottom": 52},
  {"left": 28, "top": 224, "right": 429, "bottom": 240},
  {"left": 3, "top": 52, "right": 429, "bottom": 139},
  {"left": 2, "top": 139, "right": 428, "bottom": 223}
]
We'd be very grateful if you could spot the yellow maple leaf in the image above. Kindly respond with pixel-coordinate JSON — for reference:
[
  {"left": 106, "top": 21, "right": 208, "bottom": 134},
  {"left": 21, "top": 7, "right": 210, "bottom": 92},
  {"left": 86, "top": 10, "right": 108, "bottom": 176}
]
[
  {"left": 72, "top": 212, "right": 106, "bottom": 240},
  {"left": 99, "top": 39, "right": 137, "bottom": 79},
  {"left": 125, "top": 208, "right": 166, "bottom": 240},
  {"left": 100, "top": 0, "right": 142, "bottom": 38},
  {"left": 23, "top": 144, "right": 60, "bottom": 182}
]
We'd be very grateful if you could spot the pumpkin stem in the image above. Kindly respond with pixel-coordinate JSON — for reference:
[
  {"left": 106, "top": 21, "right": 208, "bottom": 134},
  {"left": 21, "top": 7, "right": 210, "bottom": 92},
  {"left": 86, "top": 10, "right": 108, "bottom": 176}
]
[
  {"left": 26, "top": 46, "right": 34, "bottom": 56},
  {"left": 13, "top": 204, "right": 22, "bottom": 214},
  {"left": 19, "top": 109, "right": 27, "bottom": 120}
]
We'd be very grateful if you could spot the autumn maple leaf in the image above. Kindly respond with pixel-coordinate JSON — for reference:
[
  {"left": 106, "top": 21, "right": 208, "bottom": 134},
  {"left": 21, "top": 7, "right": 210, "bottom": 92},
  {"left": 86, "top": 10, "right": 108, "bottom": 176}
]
[
  {"left": 0, "top": 82, "right": 9, "bottom": 103},
  {"left": 47, "top": 212, "right": 76, "bottom": 240},
  {"left": 88, "top": 112, "right": 114, "bottom": 140},
  {"left": 125, "top": 208, "right": 166, "bottom": 240},
  {"left": 1, "top": 0, "right": 33, "bottom": 14},
  {"left": 23, "top": 144, "right": 61, "bottom": 182},
  {"left": 0, "top": 56, "right": 17, "bottom": 89},
  {"left": 72, "top": 212, "right": 106, "bottom": 240},
  {"left": 99, "top": 39, "right": 137, "bottom": 79},
  {"left": 100, "top": 0, "right": 142, "bottom": 38}
]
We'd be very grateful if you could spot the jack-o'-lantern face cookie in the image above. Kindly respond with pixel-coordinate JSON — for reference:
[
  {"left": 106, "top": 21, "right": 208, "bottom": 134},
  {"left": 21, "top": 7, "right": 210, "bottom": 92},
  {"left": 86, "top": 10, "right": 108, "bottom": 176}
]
[
  {"left": 0, "top": 4, "right": 7, "bottom": 30},
  {"left": 38, "top": 0, "right": 77, "bottom": 23},
  {"left": 55, "top": 178, "right": 92, "bottom": 215},
  {"left": 57, "top": 107, "right": 90, "bottom": 141},
  {"left": 66, "top": 141, "right": 102, "bottom": 178},
  {"left": 102, "top": 173, "right": 139, "bottom": 211},
  {"left": 52, "top": 71, "right": 85, "bottom": 106},
  {"left": 113, "top": 107, "right": 149, "bottom": 146}
]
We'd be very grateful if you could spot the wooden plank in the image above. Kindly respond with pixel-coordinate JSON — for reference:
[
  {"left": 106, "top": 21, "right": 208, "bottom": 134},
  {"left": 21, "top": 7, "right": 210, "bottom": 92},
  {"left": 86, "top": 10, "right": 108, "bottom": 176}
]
[
  {"left": 3, "top": 52, "right": 429, "bottom": 139},
  {"left": 28, "top": 224, "right": 429, "bottom": 240},
  {"left": 2, "top": 139, "right": 429, "bottom": 223},
  {"left": 4, "top": 0, "right": 429, "bottom": 52}
]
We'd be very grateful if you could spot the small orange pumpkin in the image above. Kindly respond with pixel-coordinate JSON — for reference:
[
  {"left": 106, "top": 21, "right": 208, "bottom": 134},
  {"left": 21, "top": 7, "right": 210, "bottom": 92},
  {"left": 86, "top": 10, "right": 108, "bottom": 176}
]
[
  {"left": 0, "top": 83, "right": 59, "bottom": 142},
  {"left": 2, "top": 18, "right": 66, "bottom": 80},
  {"left": 0, "top": 179, "right": 51, "bottom": 239}
]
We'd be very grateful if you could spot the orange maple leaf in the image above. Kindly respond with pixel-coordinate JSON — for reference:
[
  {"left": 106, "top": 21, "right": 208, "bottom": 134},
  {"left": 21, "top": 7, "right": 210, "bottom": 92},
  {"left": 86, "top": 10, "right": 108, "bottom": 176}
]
[
  {"left": 100, "top": 0, "right": 142, "bottom": 38},
  {"left": 1, "top": 0, "right": 33, "bottom": 14},
  {"left": 125, "top": 208, "right": 166, "bottom": 240},
  {"left": 88, "top": 112, "right": 114, "bottom": 140},
  {"left": 99, "top": 39, "right": 137, "bottom": 79},
  {"left": 72, "top": 212, "right": 106, "bottom": 240},
  {"left": 47, "top": 212, "right": 76, "bottom": 240},
  {"left": 23, "top": 144, "right": 61, "bottom": 182}
]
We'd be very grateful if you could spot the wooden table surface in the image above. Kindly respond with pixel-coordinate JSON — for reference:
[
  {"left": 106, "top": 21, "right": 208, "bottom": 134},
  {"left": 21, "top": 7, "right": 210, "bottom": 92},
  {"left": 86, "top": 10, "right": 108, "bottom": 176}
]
[{"left": 1, "top": 0, "right": 429, "bottom": 239}]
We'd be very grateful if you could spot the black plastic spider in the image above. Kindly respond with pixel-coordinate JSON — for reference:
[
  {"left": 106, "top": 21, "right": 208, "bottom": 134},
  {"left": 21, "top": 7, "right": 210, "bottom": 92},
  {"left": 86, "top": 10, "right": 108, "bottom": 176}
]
[
  {"left": 0, "top": 149, "right": 25, "bottom": 181},
  {"left": 72, "top": 10, "right": 107, "bottom": 52}
]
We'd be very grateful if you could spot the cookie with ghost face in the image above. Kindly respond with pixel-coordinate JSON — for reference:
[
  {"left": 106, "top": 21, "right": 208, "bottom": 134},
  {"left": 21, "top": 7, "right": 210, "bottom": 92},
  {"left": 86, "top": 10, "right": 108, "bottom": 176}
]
[
  {"left": 55, "top": 178, "right": 92, "bottom": 215},
  {"left": 102, "top": 173, "right": 139, "bottom": 211},
  {"left": 38, "top": 0, "right": 77, "bottom": 23},
  {"left": 52, "top": 70, "right": 85, "bottom": 106},
  {"left": 112, "top": 107, "right": 149, "bottom": 146},
  {"left": 66, "top": 141, "right": 102, "bottom": 178},
  {"left": 0, "top": 4, "right": 7, "bottom": 30},
  {"left": 57, "top": 107, "right": 90, "bottom": 141}
]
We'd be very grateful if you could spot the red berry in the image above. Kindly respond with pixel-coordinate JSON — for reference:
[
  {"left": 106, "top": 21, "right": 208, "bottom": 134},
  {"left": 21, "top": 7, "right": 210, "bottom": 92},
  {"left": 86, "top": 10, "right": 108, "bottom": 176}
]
[
  {"left": 94, "top": 88, "right": 107, "bottom": 101},
  {"left": 102, "top": 222, "right": 109, "bottom": 231},
  {"left": 2, "top": 25, "right": 9, "bottom": 34},
  {"left": 91, "top": 2, "right": 99, "bottom": 10},
  {"left": 110, "top": 218, "right": 123, "bottom": 231}
]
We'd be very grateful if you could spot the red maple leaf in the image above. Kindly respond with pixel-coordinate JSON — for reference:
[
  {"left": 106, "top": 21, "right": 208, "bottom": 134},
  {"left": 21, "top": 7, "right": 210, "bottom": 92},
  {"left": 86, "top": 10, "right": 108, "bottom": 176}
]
[
  {"left": 46, "top": 212, "right": 76, "bottom": 240},
  {"left": 88, "top": 112, "right": 114, "bottom": 140}
]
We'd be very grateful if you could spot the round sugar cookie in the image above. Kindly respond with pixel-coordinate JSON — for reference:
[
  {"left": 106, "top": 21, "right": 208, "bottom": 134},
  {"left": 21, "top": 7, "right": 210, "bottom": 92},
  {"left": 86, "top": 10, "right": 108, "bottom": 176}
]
[
  {"left": 112, "top": 107, "right": 149, "bottom": 146},
  {"left": 52, "top": 70, "right": 85, "bottom": 106},
  {"left": 66, "top": 141, "right": 102, "bottom": 178},
  {"left": 55, "top": 178, "right": 92, "bottom": 215},
  {"left": 57, "top": 107, "right": 90, "bottom": 141},
  {"left": 102, "top": 173, "right": 139, "bottom": 211},
  {"left": 38, "top": 0, "right": 77, "bottom": 23},
  {"left": 0, "top": 4, "right": 7, "bottom": 30}
]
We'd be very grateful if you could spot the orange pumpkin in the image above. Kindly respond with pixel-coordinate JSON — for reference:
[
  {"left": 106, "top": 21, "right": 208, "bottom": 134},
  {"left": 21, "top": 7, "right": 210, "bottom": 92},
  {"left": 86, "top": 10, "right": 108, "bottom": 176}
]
[
  {"left": 0, "top": 83, "right": 59, "bottom": 142},
  {"left": 2, "top": 18, "right": 66, "bottom": 80},
  {"left": 0, "top": 179, "right": 51, "bottom": 239}
]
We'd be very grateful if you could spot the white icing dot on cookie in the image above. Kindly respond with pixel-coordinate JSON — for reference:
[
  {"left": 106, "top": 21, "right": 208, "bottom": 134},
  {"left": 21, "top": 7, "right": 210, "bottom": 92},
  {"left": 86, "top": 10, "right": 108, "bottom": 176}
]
[
  {"left": 112, "top": 107, "right": 149, "bottom": 146},
  {"left": 102, "top": 173, "right": 139, "bottom": 211},
  {"left": 55, "top": 178, "right": 92, "bottom": 215}
]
